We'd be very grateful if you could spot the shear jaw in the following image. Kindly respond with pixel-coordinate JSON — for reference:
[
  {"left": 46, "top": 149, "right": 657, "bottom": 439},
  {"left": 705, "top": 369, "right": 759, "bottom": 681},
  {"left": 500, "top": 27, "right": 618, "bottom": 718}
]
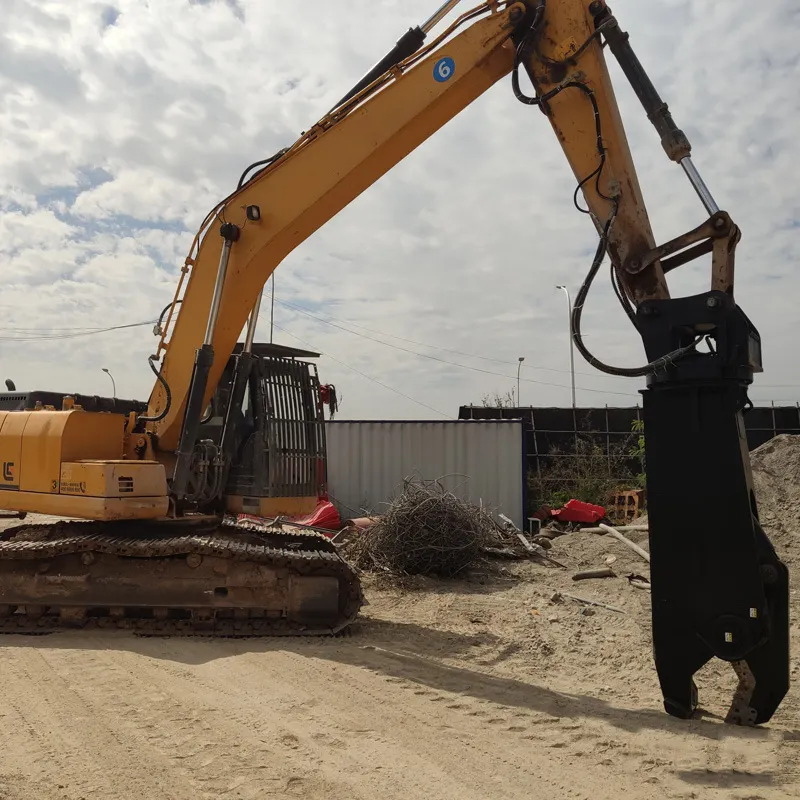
[{"left": 725, "top": 660, "right": 758, "bottom": 727}]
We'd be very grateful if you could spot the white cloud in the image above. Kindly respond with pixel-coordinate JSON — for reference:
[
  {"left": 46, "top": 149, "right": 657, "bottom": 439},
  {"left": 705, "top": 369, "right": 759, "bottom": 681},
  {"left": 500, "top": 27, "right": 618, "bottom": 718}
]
[
  {"left": 71, "top": 168, "right": 217, "bottom": 223},
  {"left": 0, "top": 0, "right": 798, "bottom": 413}
]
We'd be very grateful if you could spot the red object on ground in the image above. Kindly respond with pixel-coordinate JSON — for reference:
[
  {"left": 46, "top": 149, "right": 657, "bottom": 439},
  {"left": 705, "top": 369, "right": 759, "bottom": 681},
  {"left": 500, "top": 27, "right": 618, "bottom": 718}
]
[
  {"left": 236, "top": 500, "right": 343, "bottom": 538},
  {"left": 290, "top": 500, "right": 342, "bottom": 531},
  {"left": 551, "top": 499, "right": 606, "bottom": 524}
]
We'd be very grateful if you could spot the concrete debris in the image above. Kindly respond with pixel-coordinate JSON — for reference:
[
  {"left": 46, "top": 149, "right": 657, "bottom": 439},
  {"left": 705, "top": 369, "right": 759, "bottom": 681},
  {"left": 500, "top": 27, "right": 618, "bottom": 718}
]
[{"left": 572, "top": 567, "right": 616, "bottom": 581}]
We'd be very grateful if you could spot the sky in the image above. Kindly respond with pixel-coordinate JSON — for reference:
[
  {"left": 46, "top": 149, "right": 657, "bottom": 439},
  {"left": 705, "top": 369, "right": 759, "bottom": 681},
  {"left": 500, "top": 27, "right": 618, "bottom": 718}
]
[{"left": 1, "top": 0, "right": 799, "bottom": 419}]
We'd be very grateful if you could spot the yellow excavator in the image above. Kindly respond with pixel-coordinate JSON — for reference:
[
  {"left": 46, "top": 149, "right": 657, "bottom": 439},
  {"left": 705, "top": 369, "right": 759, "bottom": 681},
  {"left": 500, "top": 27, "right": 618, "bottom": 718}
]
[{"left": 0, "top": 0, "right": 789, "bottom": 725}]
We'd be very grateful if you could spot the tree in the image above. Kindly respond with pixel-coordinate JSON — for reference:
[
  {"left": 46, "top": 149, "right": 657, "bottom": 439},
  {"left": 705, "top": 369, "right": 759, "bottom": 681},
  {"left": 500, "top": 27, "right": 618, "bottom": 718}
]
[{"left": 480, "top": 390, "right": 515, "bottom": 408}]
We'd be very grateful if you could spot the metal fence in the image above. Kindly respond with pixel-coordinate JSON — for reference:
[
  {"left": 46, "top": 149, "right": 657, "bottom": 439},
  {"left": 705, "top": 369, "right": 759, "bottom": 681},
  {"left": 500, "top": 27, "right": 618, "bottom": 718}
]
[
  {"left": 458, "top": 403, "right": 800, "bottom": 486},
  {"left": 324, "top": 420, "right": 526, "bottom": 528}
]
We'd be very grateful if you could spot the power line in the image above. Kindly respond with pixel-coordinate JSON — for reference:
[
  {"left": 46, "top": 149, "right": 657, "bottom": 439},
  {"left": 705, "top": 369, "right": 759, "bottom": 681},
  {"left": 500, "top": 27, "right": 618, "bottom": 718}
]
[
  {"left": 275, "top": 300, "right": 640, "bottom": 398},
  {"left": 3, "top": 296, "right": 795, "bottom": 400},
  {"left": 276, "top": 298, "right": 800, "bottom": 397},
  {"left": 0, "top": 320, "right": 156, "bottom": 342},
  {"left": 3, "top": 326, "right": 106, "bottom": 332},
  {"left": 275, "top": 297, "right": 597, "bottom": 378},
  {"left": 268, "top": 321, "right": 451, "bottom": 418}
]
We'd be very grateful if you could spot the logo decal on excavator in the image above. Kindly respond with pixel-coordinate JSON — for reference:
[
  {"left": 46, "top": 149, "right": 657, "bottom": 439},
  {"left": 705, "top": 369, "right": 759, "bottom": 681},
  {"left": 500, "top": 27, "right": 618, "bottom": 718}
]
[
  {"left": 2, "top": 462, "right": 13, "bottom": 481},
  {"left": 433, "top": 57, "right": 455, "bottom": 83}
]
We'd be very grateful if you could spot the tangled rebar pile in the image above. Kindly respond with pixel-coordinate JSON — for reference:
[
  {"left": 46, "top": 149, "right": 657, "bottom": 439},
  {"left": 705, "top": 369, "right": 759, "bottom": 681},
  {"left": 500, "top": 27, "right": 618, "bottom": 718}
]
[{"left": 343, "top": 478, "right": 519, "bottom": 577}]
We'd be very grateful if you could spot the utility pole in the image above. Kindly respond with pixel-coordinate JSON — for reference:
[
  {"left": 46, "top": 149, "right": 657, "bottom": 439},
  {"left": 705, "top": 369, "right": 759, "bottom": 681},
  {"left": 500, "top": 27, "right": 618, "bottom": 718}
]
[
  {"left": 270, "top": 274, "right": 275, "bottom": 343},
  {"left": 555, "top": 285, "right": 576, "bottom": 408},
  {"left": 517, "top": 356, "right": 524, "bottom": 406}
]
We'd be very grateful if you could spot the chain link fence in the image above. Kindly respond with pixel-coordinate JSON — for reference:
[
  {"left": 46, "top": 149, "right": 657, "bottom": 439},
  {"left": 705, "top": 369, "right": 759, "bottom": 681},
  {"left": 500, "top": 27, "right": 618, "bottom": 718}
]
[{"left": 458, "top": 402, "right": 800, "bottom": 509}]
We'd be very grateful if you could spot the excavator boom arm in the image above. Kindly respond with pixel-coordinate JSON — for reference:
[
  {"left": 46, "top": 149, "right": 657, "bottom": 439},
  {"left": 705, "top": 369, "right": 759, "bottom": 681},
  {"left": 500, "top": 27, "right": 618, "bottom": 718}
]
[
  {"left": 146, "top": 0, "right": 672, "bottom": 447},
  {"left": 146, "top": 3, "right": 524, "bottom": 451}
]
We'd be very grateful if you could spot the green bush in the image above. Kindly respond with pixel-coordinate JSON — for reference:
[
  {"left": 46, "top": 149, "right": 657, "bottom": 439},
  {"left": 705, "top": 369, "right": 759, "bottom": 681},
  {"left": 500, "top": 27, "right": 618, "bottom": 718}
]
[
  {"left": 630, "top": 417, "right": 646, "bottom": 488},
  {"left": 528, "top": 418, "right": 645, "bottom": 510}
]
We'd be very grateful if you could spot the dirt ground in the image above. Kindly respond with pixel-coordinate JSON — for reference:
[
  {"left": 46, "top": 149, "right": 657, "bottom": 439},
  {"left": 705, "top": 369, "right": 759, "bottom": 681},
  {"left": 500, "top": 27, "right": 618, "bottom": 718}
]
[{"left": 1, "top": 439, "right": 799, "bottom": 799}]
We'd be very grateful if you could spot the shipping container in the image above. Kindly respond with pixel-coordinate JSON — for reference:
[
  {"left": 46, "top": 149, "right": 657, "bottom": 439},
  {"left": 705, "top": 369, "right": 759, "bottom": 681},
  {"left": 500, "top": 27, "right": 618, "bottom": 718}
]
[{"left": 325, "top": 420, "right": 526, "bottom": 528}]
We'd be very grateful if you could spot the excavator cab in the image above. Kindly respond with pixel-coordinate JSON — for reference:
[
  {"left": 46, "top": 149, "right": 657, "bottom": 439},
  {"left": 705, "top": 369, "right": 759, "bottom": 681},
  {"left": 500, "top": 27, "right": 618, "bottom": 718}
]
[{"left": 195, "top": 343, "right": 328, "bottom": 519}]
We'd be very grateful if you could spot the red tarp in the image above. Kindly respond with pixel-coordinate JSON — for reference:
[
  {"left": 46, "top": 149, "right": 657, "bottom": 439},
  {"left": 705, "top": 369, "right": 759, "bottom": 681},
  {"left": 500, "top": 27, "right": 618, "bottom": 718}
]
[
  {"left": 289, "top": 500, "right": 342, "bottom": 531},
  {"left": 550, "top": 499, "right": 606, "bottom": 524},
  {"left": 236, "top": 499, "right": 342, "bottom": 537}
]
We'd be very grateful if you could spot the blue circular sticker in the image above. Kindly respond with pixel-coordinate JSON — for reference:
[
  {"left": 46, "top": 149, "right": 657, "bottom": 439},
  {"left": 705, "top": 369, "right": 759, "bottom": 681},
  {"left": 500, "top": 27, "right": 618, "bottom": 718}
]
[{"left": 433, "top": 57, "right": 455, "bottom": 83}]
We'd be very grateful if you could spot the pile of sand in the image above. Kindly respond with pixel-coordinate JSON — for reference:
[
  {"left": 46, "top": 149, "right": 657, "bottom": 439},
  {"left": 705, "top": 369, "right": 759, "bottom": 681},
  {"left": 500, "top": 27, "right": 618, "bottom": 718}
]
[{"left": 750, "top": 433, "right": 800, "bottom": 563}]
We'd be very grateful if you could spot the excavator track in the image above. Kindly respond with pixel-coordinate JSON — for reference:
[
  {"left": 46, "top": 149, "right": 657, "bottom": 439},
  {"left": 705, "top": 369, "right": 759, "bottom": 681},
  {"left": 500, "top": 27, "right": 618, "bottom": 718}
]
[{"left": 0, "top": 520, "right": 363, "bottom": 636}]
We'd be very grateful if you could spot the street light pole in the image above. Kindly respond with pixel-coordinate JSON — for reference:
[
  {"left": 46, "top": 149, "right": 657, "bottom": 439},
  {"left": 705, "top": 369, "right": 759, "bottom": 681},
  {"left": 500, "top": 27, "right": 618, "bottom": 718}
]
[
  {"left": 101, "top": 367, "right": 116, "bottom": 399},
  {"left": 517, "top": 356, "right": 524, "bottom": 406},
  {"left": 555, "top": 285, "right": 576, "bottom": 408}
]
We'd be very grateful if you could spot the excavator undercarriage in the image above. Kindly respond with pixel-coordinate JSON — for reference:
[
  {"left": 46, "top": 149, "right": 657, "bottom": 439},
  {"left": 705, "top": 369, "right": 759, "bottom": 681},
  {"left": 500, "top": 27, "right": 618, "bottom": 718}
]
[{"left": 0, "top": 521, "right": 362, "bottom": 636}]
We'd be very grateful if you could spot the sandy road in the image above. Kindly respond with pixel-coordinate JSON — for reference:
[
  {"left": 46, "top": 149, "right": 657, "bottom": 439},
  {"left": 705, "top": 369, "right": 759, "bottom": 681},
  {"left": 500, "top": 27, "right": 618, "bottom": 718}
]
[
  {"left": 0, "top": 628, "right": 617, "bottom": 800},
  {"left": 0, "top": 505, "right": 798, "bottom": 800},
  {"left": 0, "top": 611, "right": 797, "bottom": 800}
]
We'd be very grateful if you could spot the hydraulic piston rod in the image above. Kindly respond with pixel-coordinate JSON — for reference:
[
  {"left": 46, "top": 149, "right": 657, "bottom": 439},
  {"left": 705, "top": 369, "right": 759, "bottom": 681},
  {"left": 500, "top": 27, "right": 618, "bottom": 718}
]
[
  {"left": 596, "top": 7, "right": 718, "bottom": 215},
  {"left": 680, "top": 156, "right": 720, "bottom": 215}
]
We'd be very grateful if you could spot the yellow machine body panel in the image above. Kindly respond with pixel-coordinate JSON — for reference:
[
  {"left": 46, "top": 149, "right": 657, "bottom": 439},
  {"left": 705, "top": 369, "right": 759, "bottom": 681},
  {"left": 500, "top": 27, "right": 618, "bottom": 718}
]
[
  {"left": 0, "top": 410, "right": 169, "bottom": 519},
  {"left": 9, "top": 409, "right": 125, "bottom": 494},
  {"left": 60, "top": 461, "right": 167, "bottom": 499},
  {"left": 0, "top": 490, "right": 169, "bottom": 520},
  {"left": 0, "top": 412, "right": 25, "bottom": 490},
  {"left": 224, "top": 494, "right": 318, "bottom": 519}
]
